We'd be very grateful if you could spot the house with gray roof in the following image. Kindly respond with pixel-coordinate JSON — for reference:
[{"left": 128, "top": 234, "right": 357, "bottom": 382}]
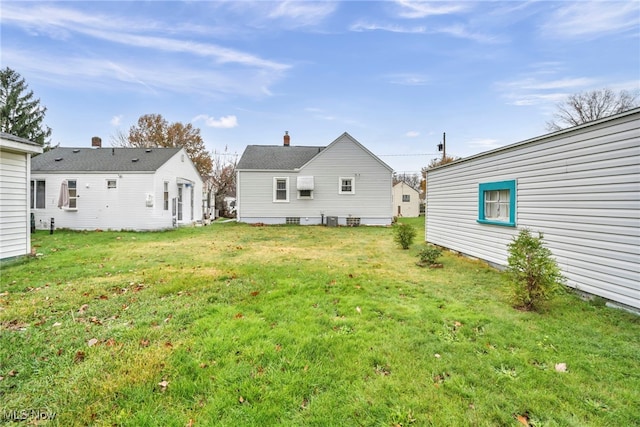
[
  {"left": 1, "top": 132, "right": 43, "bottom": 260},
  {"left": 236, "top": 132, "right": 393, "bottom": 225},
  {"left": 30, "top": 137, "right": 203, "bottom": 231}
]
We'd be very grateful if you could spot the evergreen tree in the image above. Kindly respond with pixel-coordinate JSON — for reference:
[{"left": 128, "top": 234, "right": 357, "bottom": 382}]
[{"left": 0, "top": 67, "right": 52, "bottom": 146}]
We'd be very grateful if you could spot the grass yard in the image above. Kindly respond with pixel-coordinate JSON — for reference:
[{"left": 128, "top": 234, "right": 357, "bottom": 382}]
[{"left": 1, "top": 218, "right": 638, "bottom": 426}]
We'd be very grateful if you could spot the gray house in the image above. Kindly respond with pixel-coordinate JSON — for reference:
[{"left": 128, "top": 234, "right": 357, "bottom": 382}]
[
  {"left": 236, "top": 132, "right": 394, "bottom": 225},
  {"left": 0, "top": 133, "right": 43, "bottom": 260},
  {"left": 425, "top": 108, "right": 640, "bottom": 310}
]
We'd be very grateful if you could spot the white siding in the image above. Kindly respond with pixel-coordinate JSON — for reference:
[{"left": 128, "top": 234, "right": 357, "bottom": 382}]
[
  {"left": 425, "top": 109, "right": 640, "bottom": 309},
  {"left": 392, "top": 182, "right": 421, "bottom": 217},
  {"left": 238, "top": 134, "right": 393, "bottom": 225},
  {"left": 31, "top": 149, "right": 203, "bottom": 231},
  {"left": 0, "top": 151, "right": 30, "bottom": 258}
]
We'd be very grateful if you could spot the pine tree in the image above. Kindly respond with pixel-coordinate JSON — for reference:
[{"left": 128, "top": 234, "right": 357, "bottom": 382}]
[{"left": 0, "top": 67, "right": 52, "bottom": 146}]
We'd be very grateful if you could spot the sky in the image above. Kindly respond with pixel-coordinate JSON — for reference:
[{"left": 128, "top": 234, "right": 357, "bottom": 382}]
[{"left": 2, "top": 1, "right": 639, "bottom": 174}]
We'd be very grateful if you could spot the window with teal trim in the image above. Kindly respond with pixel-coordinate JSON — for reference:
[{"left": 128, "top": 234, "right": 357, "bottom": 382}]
[{"left": 478, "top": 180, "right": 516, "bottom": 227}]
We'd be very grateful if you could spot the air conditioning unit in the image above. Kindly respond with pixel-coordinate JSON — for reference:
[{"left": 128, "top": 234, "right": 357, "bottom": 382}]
[{"left": 326, "top": 216, "right": 338, "bottom": 227}]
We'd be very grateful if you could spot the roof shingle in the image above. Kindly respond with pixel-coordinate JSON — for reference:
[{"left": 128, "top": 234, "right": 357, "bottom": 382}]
[
  {"left": 236, "top": 145, "right": 325, "bottom": 170},
  {"left": 31, "top": 147, "right": 182, "bottom": 172}
]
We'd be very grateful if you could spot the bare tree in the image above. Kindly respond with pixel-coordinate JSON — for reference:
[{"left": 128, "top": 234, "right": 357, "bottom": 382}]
[
  {"left": 546, "top": 88, "right": 639, "bottom": 132},
  {"left": 393, "top": 172, "right": 421, "bottom": 190},
  {"left": 204, "top": 146, "right": 237, "bottom": 218}
]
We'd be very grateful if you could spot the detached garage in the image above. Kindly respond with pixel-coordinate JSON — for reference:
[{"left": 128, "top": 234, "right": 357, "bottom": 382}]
[
  {"left": 425, "top": 108, "right": 639, "bottom": 310},
  {"left": 0, "top": 133, "right": 43, "bottom": 260}
]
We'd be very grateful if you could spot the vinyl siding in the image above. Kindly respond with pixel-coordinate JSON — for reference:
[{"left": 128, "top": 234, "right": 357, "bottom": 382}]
[
  {"left": 0, "top": 151, "right": 30, "bottom": 258},
  {"left": 425, "top": 109, "right": 640, "bottom": 309},
  {"left": 30, "top": 149, "right": 203, "bottom": 231},
  {"left": 237, "top": 134, "right": 393, "bottom": 225}
]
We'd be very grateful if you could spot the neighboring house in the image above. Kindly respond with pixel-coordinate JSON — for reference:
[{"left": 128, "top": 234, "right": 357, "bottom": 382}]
[
  {"left": 30, "top": 138, "right": 203, "bottom": 231},
  {"left": 392, "top": 181, "right": 421, "bottom": 217},
  {"left": 236, "top": 132, "right": 393, "bottom": 225},
  {"left": 0, "top": 133, "right": 43, "bottom": 260},
  {"left": 425, "top": 108, "right": 640, "bottom": 309}
]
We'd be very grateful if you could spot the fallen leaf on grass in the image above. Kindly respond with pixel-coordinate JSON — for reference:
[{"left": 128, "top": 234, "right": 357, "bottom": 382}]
[
  {"left": 74, "top": 351, "right": 85, "bottom": 363},
  {"left": 186, "top": 419, "right": 195, "bottom": 427},
  {"left": 78, "top": 304, "right": 89, "bottom": 314},
  {"left": 140, "top": 339, "right": 150, "bottom": 347},
  {"left": 53, "top": 322, "right": 62, "bottom": 327},
  {"left": 158, "top": 380, "right": 169, "bottom": 392},
  {"left": 555, "top": 363, "right": 567, "bottom": 372},
  {"left": 164, "top": 314, "right": 172, "bottom": 323},
  {"left": 7, "top": 370, "right": 17, "bottom": 377},
  {"left": 516, "top": 413, "right": 530, "bottom": 426},
  {"left": 87, "top": 338, "right": 99, "bottom": 347},
  {"left": 238, "top": 396, "right": 245, "bottom": 404},
  {"left": 234, "top": 313, "right": 244, "bottom": 319},
  {"left": 356, "top": 306, "right": 361, "bottom": 314}
]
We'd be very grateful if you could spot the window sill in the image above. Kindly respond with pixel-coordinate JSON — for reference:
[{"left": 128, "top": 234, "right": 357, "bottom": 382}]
[
  {"left": 61, "top": 208, "right": 78, "bottom": 212},
  {"left": 477, "top": 219, "right": 515, "bottom": 227}
]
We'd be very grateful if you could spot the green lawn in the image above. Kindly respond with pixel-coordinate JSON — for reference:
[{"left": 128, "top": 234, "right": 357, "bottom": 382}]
[{"left": 1, "top": 219, "right": 638, "bottom": 426}]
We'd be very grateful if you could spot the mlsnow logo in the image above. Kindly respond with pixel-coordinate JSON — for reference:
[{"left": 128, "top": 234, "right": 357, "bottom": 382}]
[{"left": 3, "top": 408, "right": 57, "bottom": 421}]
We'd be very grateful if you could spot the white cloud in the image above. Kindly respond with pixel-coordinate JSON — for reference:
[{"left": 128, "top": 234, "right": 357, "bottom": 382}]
[
  {"left": 405, "top": 131, "right": 420, "bottom": 137},
  {"left": 268, "top": 1, "right": 338, "bottom": 27},
  {"left": 387, "top": 73, "right": 430, "bottom": 86},
  {"left": 110, "top": 115, "right": 123, "bottom": 126},
  {"left": 393, "top": 0, "right": 469, "bottom": 19},
  {"left": 193, "top": 115, "right": 238, "bottom": 129},
  {"left": 541, "top": 2, "right": 640, "bottom": 39},
  {"left": 350, "top": 21, "right": 426, "bottom": 34}
]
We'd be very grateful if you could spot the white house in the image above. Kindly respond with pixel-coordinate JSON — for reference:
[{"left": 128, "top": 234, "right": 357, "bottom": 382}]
[
  {"left": 30, "top": 139, "right": 203, "bottom": 231},
  {"left": 425, "top": 108, "right": 640, "bottom": 310},
  {"left": 236, "top": 132, "right": 394, "bottom": 225},
  {"left": 0, "top": 133, "right": 43, "bottom": 260},
  {"left": 392, "top": 181, "right": 421, "bottom": 217}
]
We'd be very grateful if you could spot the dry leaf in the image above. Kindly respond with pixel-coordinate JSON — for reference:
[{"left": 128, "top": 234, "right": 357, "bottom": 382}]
[
  {"left": 356, "top": 306, "right": 361, "bottom": 314},
  {"left": 53, "top": 322, "right": 62, "bottom": 327},
  {"left": 78, "top": 304, "right": 89, "bottom": 314},
  {"left": 186, "top": 419, "right": 195, "bottom": 427},
  {"left": 238, "top": 396, "right": 245, "bottom": 404},
  {"left": 8, "top": 370, "right": 17, "bottom": 377},
  {"left": 434, "top": 353, "right": 441, "bottom": 359},
  {"left": 87, "top": 338, "right": 99, "bottom": 347},
  {"left": 105, "top": 338, "right": 116, "bottom": 347},
  {"left": 516, "top": 414, "right": 530, "bottom": 426},
  {"left": 140, "top": 339, "right": 150, "bottom": 347},
  {"left": 555, "top": 363, "right": 567, "bottom": 372},
  {"left": 74, "top": 351, "right": 85, "bottom": 363},
  {"left": 158, "top": 380, "right": 169, "bottom": 392},
  {"left": 234, "top": 313, "right": 244, "bottom": 319}
]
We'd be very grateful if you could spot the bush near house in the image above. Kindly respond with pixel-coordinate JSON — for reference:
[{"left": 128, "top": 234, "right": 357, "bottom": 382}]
[{"left": 0, "top": 219, "right": 638, "bottom": 426}]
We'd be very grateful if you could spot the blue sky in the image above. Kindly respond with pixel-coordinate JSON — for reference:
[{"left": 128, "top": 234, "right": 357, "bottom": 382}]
[{"left": 2, "top": 1, "right": 639, "bottom": 174}]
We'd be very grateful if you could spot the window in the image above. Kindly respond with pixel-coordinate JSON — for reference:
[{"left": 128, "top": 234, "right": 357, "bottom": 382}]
[
  {"left": 107, "top": 179, "right": 117, "bottom": 189},
  {"left": 164, "top": 182, "right": 169, "bottom": 210},
  {"left": 339, "top": 177, "right": 355, "bottom": 194},
  {"left": 31, "top": 180, "right": 46, "bottom": 209},
  {"left": 273, "top": 177, "right": 289, "bottom": 202},
  {"left": 298, "top": 189, "right": 313, "bottom": 199},
  {"left": 67, "top": 180, "right": 77, "bottom": 209},
  {"left": 402, "top": 194, "right": 410, "bottom": 202},
  {"left": 478, "top": 180, "right": 516, "bottom": 227},
  {"left": 286, "top": 217, "right": 300, "bottom": 225}
]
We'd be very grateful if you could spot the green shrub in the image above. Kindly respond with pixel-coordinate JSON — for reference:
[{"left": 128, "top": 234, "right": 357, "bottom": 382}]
[
  {"left": 393, "top": 223, "right": 416, "bottom": 250},
  {"left": 417, "top": 245, "right": 442, "bottom": 265},
  {"left": 506, "top": 228, "right": 566, "bottom": 311}
]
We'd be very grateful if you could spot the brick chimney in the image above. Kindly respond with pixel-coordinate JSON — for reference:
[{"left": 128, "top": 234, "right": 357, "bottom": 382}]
[
  {"left": 283, "top": 131, "right": 290, "bottom": 147},
  {"left": 91, "top": 136, "right": 102, "bottom": 148}
]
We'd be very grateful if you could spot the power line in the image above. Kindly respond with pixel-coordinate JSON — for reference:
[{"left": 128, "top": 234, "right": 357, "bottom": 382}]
[{"left": 377, "top": 153, "right": 439, "bottom": 157}]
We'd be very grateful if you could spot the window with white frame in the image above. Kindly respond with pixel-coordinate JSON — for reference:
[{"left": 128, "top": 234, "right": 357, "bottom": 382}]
[
  {"left": 31, "top": 180, "right": 46, "bottom": 209},
  {"left": 339, "top": 177, "right": 355, "bottom": 194},
  {"left": 67, "top": 180, "right": 78, "bottom": 209},
  {"left": 273, "top": 177, "right": 289, "bottom": 202},
  {"left": 107, "top": 179, "right": 117, "bottom": 189},
  {"left": 163, "top": 181, "right": 169, "bottom": 210},
  {"left": 478, "top": 180, "right": 516, "bottom": 227}
]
